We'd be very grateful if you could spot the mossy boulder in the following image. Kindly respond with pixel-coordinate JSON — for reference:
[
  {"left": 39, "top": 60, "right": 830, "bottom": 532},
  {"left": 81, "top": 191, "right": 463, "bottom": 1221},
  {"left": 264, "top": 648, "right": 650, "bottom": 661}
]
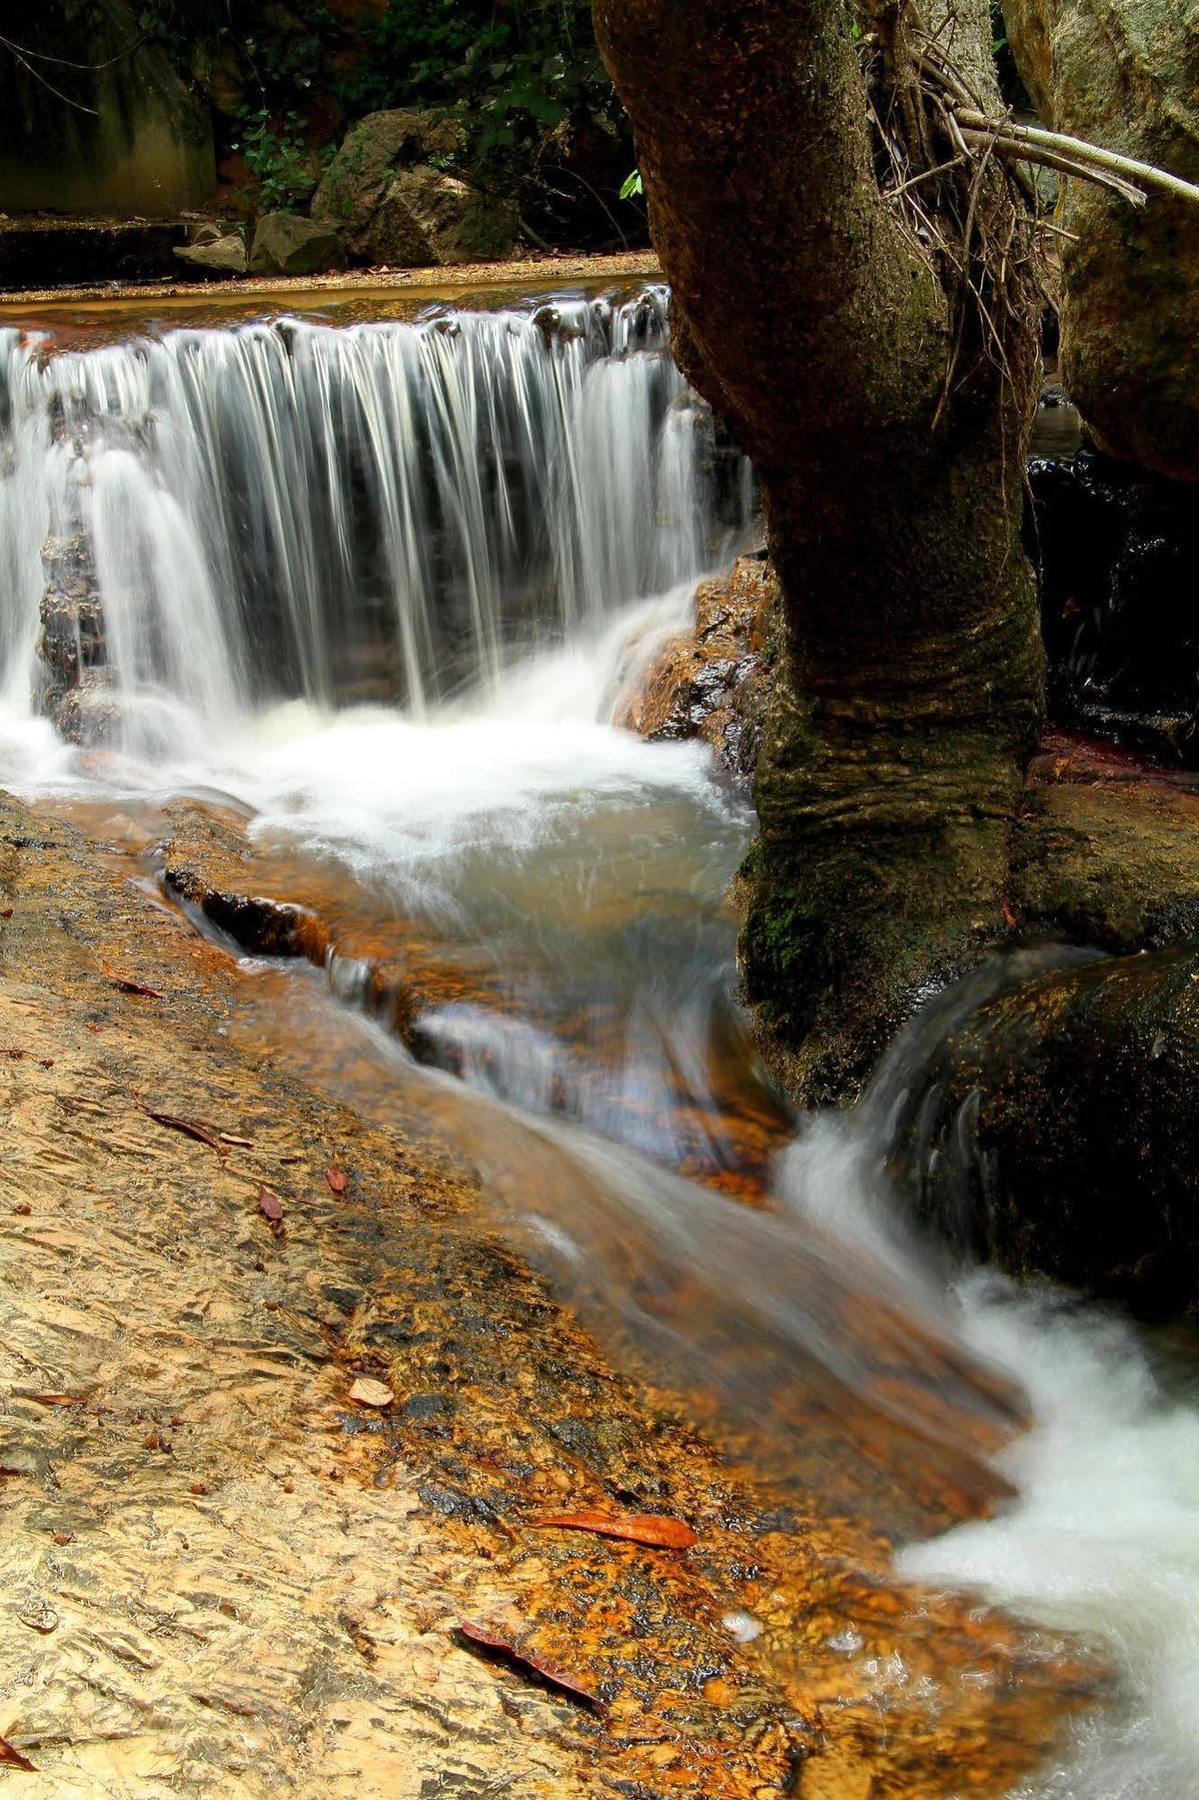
[{"left": 312, "top": 109, "right": 517, "bottom": 267}]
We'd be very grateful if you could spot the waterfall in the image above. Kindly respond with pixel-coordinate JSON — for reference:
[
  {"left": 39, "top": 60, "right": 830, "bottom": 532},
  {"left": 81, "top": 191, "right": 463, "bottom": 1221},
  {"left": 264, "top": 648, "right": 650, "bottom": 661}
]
[{"left": 0, "top": 288, "right": 749, "bottom": 754}]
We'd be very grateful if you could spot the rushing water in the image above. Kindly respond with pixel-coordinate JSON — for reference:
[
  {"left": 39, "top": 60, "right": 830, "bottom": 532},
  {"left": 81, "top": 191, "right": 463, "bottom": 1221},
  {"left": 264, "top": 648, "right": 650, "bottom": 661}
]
[{"left": 0, "top": 285, "right": 1197, "bottom": 1796}]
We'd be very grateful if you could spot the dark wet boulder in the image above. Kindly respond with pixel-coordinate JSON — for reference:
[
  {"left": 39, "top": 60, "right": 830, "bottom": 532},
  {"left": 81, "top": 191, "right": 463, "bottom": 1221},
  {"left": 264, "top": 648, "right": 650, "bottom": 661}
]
[
  {"left": 38, "top": 533, "right": 103, "bottom": 696},
  {"left": 889, "top": 945, "right": 1199, "bottom": 1317},
  {"left": 249, "top": 212, "right": 346, "bottom": 277},
  {"left": 1030, "top": 448, "right": 1199, "bottom": 762}
]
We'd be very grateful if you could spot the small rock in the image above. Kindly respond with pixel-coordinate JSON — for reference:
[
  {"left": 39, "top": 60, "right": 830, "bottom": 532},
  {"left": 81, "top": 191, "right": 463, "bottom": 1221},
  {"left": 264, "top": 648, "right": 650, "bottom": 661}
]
[
  {"left": 173, "top": 235, "right": 247, "bottom": 276},
  {"left": 249, "top": 212, "right": 346, "bottom": 277}
]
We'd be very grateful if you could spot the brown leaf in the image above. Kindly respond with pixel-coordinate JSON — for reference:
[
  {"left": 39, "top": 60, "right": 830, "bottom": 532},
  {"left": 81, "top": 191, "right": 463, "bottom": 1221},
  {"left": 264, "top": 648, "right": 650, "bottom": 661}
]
[
  {"left": 0, "top": 1734, "right": 35, "bottom": 1772},
  {"left": 1001, "top": 902, "right": 1018, "bottom": 930},
  {"left": 530, "top": 1510, "right": 697, "bottom": 1550},
  {"left": 145, "top": 1110, "right": 226, "bottom": 1154},
  {"left": 457, "top": 1622, "right": 601, "bottom": 1709},
  {"left": 258, "top": 1187, "right": 284, "bottom": 1228},
  {"left": 326, "top": 1167, "right": 349, "bottom": 1195},
  {"left": 104, "top": 967, "right": 164, "bottom": 998},
  {"left": 15, "top": 1391, "right": 86, "bottom": 1408},
  {"left": 348, "top": 1376, "right": 393, "bottom": 1408},
  {"left": 0, "top": 908, "right": 13, "bottom": 920},
  {"left": 219, "top": 1133, "right": 253, "bottom": 1148}
]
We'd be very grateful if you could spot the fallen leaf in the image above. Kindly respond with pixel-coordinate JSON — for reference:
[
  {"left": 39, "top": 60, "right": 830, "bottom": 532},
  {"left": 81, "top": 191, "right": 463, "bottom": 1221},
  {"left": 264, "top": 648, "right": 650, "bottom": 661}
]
[
  {"left": 11, "top": 1203, "right": 30, "bottom": 1216},
  {"left": 16, "top": 1598, "right": 58, "bottom": 1633},
  {"left": 457, "top": 1622, "right": 601, "bottom": 1709},
  {"left": 348, "top": 1376, "right": 393, "bottom": 1408},
  {"left": 15, "top": 1391, "right": 86, "bottom": 1408},
  {"left": 52, "top": 1531, "right": 74, "bottom": 1546},
  {"left": 1001, "top": 902, "right": 1018, "bottom": 930},
  {"left": 530, "top": 1510, "right": 697, "bottom": 1550},
  {"left": 219, "top": 1133, "right": 253, "bottom": 1148},
  {"left": 104, "top": 967, "right": 164, "bottom": 998},
  {"left": 258, "top": 1187, "right": 285, "bottom": 1229},
  {"left": 0, "top": 908, "right": 13, "bottom": 920},
  {"left": 0, "top": 1734, "right": 35, "bottom": 1772},
  {"left": 326, "top": 1167, "right": 349, "bottom": 1195},
  {"left": 145, "top": 1109, "right": 226, "bottom": 1154}
]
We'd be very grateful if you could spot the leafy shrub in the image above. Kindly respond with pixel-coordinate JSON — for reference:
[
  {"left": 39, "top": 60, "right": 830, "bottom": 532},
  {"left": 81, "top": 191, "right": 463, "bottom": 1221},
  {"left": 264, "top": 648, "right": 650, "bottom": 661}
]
[{"left": 234, "top": 107, "right": 320, "bottom": 212}]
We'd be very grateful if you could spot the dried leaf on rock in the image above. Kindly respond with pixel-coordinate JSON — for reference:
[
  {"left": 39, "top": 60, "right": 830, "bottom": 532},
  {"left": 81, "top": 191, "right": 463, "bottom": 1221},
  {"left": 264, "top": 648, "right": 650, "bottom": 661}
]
[
  {"left": 457, "top": 1621, "right": 601, "bottom": 1708},
  {"left": 145, "top": 1110, "right": 226, "bottom": 1154},
  {"left": 348, "top": 1376, "right": 393, "bottom": 1408},
  {"left": 530, "top": 1510, "right": 697, "bottom": 1549},
  {"left": 258, "top": 1187, "right": 285, "bottom": 1228},
  {"left": 326, "top": 1167, "right": 349, "bottom": 1194},
  {"left": 104, "top": 967, "right": 164, "bottom": 998},
  {"left": 17, "top": 1391, "right": 86, "bottom": 1408},
  {"left": 220, "top": 1133, "right": 253, "bottom": 1148},
  {"left": 0, "top": 1734, "right": 35, "bottom": 1771}
]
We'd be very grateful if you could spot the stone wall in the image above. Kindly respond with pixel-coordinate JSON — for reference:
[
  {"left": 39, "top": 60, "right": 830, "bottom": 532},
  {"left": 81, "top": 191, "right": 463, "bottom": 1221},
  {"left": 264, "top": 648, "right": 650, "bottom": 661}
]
[{"left": 0, "top": 0, "right": 214, "bottom": 215}]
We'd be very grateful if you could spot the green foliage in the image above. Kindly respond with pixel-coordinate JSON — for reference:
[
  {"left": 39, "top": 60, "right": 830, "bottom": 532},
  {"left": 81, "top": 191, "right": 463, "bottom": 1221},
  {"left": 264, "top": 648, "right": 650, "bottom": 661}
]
[
  {"left": 138, "top": 0, "right": 231, "bottom": 59},
  {"left": 620, "top": 169, "right": 643, "bottom": 200},
  {"left": 343, "top": 1, "right": 626, "bottom": 175},
  {"left": 233, "top": 107, "right": 319, "bottom": 212}
]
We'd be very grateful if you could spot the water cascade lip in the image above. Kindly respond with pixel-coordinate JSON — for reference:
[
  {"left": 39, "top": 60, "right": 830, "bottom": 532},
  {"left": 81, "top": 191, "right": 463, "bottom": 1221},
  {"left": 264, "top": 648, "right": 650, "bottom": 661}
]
[{"left": 0, "top": 286, "right": 751, "bottom": 755}]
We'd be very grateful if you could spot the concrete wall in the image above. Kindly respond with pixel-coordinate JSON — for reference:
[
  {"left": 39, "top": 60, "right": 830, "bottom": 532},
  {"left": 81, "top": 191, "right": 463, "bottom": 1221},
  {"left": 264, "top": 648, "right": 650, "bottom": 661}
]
[{"left": 0, "top": 0, "right": 215, "bottom": 215}]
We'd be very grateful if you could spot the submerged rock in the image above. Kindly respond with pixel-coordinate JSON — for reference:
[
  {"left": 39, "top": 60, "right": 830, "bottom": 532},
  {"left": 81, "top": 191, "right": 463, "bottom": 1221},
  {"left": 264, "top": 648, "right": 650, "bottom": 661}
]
[
  {"left": 617, "top": 556, "right": 778, "bottom": 779},
  {"left": 890, "top": 944, "right": 1199, "bottom": 1317},
  {"left": 312, "top": 108, "right": 517, "bottom": 266},
  {"left": 249, "top": 211, "right": 346, "bottom": 277}
]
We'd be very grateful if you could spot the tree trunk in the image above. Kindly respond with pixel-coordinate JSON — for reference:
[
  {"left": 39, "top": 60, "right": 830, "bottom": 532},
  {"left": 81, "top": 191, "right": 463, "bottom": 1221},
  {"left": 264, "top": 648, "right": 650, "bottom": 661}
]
[{"left": 593, "top": 0, "right": 1046, "bottom": 1099}]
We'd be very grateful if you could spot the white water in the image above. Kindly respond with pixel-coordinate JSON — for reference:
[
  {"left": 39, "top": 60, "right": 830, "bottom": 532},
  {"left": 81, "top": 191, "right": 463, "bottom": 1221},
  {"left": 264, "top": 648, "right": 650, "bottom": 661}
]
[
  {"left": 0, "top": 287, "right": 1197, "bottom": 1795},
  {"left": 784, "top": 1076, "right": 1199, "bottom": 1799}
]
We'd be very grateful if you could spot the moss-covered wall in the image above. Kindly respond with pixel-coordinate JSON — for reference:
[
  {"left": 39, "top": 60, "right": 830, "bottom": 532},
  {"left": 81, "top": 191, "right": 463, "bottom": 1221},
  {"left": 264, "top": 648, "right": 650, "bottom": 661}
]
[{"left": 0, "top": 0, "right": 214, "bottom": 215}]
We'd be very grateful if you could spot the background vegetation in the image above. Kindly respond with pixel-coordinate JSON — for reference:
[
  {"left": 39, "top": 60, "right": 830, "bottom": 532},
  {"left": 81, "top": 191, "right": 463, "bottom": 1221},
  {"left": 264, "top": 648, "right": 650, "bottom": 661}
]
[{"left": 137, "top": 0, "right": 641, "bottom": 244}]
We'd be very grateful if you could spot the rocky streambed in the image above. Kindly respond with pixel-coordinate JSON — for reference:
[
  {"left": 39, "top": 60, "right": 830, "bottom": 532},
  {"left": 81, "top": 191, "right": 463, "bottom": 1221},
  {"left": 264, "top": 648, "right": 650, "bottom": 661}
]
[{"left": 0, "top": 791, "right": 1100, "bottom": 1798}]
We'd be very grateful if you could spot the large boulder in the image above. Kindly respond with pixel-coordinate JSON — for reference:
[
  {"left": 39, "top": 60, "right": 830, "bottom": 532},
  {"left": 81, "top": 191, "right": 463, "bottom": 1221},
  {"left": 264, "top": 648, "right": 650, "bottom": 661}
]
[
  {"left": 889, "top": 944, "right": 1199, "bottom": 1316},
  {"left": 1005, "top": 0, "right": 1199, "bottom": 482},
  {"left": 312, "top": 109, "right": 517, "bottom": 267},
  {"left": 249, "top": 212, "right": 346, "bottom": 277}
]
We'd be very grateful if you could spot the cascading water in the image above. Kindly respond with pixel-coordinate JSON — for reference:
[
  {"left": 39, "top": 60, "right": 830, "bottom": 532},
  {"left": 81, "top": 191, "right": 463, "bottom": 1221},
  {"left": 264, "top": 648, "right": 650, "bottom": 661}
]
[
  {"left": 1, "top": 284, "right": 1198, "bottom": 1798},
  {"left": 0, "top": 287, "right": 748, "bottom": 751}
]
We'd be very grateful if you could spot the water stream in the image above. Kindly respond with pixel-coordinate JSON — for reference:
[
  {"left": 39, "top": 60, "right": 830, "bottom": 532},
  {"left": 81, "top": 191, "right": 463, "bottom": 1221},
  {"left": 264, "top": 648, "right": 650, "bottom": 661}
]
[{"left": 0, "top": 283, "right": 1196, "bottom": 1795}]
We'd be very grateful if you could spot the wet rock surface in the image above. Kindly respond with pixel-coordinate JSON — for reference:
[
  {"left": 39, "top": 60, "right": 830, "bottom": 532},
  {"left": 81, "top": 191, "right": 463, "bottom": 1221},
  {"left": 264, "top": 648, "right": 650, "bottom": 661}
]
[
  {"left": 890, "top": 942, "right": 1199, "bottom": 1317},
  {"left": 0, "top": 788, "right": 1099, "bottom": 1794},
  {"left": 617, "top": 556, "right": 778, "bottom": 780}
]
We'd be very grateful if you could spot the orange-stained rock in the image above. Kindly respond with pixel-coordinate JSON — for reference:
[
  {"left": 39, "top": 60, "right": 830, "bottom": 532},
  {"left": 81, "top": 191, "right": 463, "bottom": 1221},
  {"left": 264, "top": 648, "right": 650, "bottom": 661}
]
[
  {"left": 618, "top": 555, "right": 779, "bottom": 779},
  {"left": 0, "top": 789, "right": 1102, "bottom": 1796}
]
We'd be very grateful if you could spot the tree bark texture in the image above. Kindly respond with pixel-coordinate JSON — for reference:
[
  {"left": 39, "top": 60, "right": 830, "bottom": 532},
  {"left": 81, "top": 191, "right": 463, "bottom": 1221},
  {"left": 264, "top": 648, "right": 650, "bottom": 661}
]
[{"left": 594, "top": 0, "right": 1046, "bottom": 1099}]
